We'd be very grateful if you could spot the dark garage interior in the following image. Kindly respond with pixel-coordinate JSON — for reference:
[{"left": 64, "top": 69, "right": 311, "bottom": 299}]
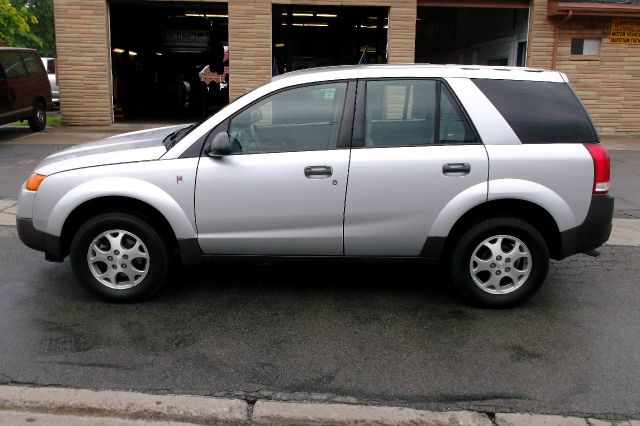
[
  {"left": 109, "top": 1, "right": 229, "bottom": 121},
  {"left": 415, "top": 6, "right": 529, "bottom": 67},
  {"left": 272, "top": 5, "right": 389, "bottom": 75}
]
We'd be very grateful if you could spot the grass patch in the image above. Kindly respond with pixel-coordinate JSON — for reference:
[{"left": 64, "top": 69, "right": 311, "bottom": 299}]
[{"left": 8, "top": 114, "right": 61, "bottom": 127}]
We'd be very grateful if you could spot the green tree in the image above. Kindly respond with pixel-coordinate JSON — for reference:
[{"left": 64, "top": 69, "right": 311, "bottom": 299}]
[
  {"left": 0, "top": 0, "right": 42, "bottom": 49},
  {"left": 16, "top": 0, "right": 55, "bottom": 57}
]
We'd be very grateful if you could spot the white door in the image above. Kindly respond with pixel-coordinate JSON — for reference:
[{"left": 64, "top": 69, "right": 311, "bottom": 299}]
[
  {"left": 344, "top": 79, "right": 489, "bottom": 256},
  {"left": 195, "top": 81, "right": 352, "bottom": 255}
]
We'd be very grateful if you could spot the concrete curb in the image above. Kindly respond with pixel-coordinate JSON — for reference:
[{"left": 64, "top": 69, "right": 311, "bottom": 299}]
[
  {"left": 1, "top": 385, "right": 638, "bottom": 425},
  {"left": 252, "top": 400, "right": 492, "bottom": 425},
  {"left": 0, "top": 386, "right": 247, "bottom": 424}
]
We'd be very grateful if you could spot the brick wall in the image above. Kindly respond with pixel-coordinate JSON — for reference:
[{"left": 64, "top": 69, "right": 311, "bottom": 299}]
[
  {"left": 556, "top": 18, "right": 640, "bottom": 134},
  {"left": 229, "top": 0, "right": 416, "bottom": 101},
  {"left": 53, "top": 0, "right": 112, "bottom": 125}
]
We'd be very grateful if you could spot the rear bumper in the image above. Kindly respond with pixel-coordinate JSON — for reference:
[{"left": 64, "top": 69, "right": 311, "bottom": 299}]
[
  {"left": 557, "top": 194, "right": 614, "bottom": 259},
  {"left": 16, "top": 217, "right": 64, "bottom": 262}
]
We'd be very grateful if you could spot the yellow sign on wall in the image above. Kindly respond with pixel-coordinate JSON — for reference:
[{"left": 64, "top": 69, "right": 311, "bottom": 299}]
[{"left": 610, "top": 18, "right": 640, "bottom": 44}]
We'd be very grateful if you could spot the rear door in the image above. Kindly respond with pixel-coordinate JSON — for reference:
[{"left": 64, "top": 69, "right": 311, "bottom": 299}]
[
  {"left": 344, "top": 79, "right": 489, "bottom": 256},
  {"left": 0, "top": 63, "right": 11, "bottom": 118}
]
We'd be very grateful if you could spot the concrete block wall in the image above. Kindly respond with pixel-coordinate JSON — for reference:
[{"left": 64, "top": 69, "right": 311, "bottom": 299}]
[
  {"left": 53, "top": 0, "right": 112, "bottom": 126},
  {"left": 229, "top": 0, "right": 416, "bottom": 101},
  {"left": 556, "top": 18, "right": 640, "bottom": 134}
]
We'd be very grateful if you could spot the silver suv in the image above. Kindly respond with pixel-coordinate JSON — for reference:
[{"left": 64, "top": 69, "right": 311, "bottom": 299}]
[{"left": 16, "top": 65, "right": 613, "bottom": 307}]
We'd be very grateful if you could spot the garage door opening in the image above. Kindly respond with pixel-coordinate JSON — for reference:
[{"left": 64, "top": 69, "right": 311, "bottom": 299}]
[
  {"left": 272, "top": 5, "right": 389, "bottom": 75},
  {"left": 415, "top": 6, "right": 529, "bottom": 66},
  {"left": 109, "top": 1, "right": 229, "bottom": 122}
]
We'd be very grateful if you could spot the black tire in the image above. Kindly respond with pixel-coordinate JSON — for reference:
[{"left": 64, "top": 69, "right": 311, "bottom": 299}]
[
  {"left": 28, "top": 102, "right": 46, "bottom": 132},
  {"left": 70, "top": 212, "right": 169, "bottom": 302},
  {"left": 449, "top": 217, "right": 549, "bottom": 308}
]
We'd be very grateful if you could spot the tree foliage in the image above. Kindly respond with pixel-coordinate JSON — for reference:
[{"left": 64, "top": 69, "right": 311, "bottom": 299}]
[
  {"left": 0, "top": 0, "right": 56, "bottom": 57},
  {"left": 0, "top": 0, "right": 42, "bottom": 48}
]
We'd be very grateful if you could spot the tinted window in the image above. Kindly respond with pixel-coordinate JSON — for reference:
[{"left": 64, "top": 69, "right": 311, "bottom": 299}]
[
  {"left": 439, "top": 85, "right": 477, "bottom": 144},
  {"left": 365, "top": 80, "right": 476, "bottom": 147},
  {"left": 20, "top": 52, "right": 44, "bottom": 75},
  {"left": 473, "top": 79, "right": 597, "bottom": 144},
  {"left": 0, "top": 52, "right": 27, "bottom": 78},
  {"left": 229, "top": 82, "right": 347, "bottom": 154}
]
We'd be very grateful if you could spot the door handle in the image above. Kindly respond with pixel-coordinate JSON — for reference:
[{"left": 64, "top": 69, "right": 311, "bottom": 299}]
[
  {"left": 443, "top": 163, "right": 471, "bottom": 176},
  {"left": 304, "top": 165, "right": 333, "bottom": 179}
]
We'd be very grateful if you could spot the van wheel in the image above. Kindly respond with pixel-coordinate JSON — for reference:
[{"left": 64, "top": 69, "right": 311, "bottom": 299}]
[
  {"left": 28, "top": 102, "right": 46, "bottom": 132},
  {"left": 449, "top": 217, "right": 549, "bottom": 308},
  {"left": 70, "top": 212, "right": 169, "bottom": 302}
]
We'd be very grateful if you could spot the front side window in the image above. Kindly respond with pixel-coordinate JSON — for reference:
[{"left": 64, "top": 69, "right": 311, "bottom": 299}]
[
  {"left": 0, "top": 52, "right": 27, "bottom": 78},
  {"left": 365, "top": 79, "right": 476, "bottom": 147},
  {"left": 20, "top": 52, "right": 44, "bottom": 75},
  {"left": 229, "top": 82, "right": 348, "bottom": 154}
]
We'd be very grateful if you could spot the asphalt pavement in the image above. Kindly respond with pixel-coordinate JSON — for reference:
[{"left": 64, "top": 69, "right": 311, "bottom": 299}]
[{"left": 0, "top": 126, "right": 639, "bottom": 420}]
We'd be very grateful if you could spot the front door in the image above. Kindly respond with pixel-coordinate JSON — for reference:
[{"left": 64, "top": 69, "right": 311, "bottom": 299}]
[{"left": 195, "top": 81, "right": 354, "bottom": 255}]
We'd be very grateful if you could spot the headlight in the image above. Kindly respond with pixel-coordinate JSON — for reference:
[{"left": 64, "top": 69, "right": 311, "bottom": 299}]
[{"left": 26, "top": 173, "right": 47, "bottom": 191}]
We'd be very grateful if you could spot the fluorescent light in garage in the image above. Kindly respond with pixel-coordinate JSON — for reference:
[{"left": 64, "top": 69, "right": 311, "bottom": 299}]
[
  {"left": 128, "top": 51, "right": 137, "bottom": 56},
  {"left": 292, "top": 12, "right": 313, "bottom": 17},
  {"left": 316, "top": 14, "right": 337, "bottom": 18},
  {"left": 112, "top": 48, "right": 125, "bottom": 53}
]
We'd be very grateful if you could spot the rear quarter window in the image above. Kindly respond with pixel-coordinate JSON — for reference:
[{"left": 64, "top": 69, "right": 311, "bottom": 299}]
[
  {"left": 472, "top": 79, "right": 597, "bottom": 144},
  {"left": 20, "top": 52, "right": 44, "bottom": 75},
  {"left": 0, "top": 51, "right": 28, "bottom": 78}
]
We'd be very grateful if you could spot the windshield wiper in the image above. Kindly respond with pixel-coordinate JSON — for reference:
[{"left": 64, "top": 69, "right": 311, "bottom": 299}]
[{"left": 163, "top": 123, "right": 197, "bottom": 150}]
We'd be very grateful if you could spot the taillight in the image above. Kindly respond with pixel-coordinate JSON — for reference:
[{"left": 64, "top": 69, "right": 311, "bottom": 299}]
[{"left": 584, "top": 144, "right": 610, "bottom": 194}]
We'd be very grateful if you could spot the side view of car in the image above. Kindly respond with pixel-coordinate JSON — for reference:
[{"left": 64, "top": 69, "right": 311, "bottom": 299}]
[
  {"left": 16, "top": 64, "right": 613, "bottom": 307},
  {"left": 0, "top": 47, "right": 52, "bottom": 131},
  {"left": 41, "top": 57, "right": 59, "bottom": 108}
]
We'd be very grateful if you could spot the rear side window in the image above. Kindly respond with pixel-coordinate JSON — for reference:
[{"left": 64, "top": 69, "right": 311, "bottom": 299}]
[
  {"left": 473, "top": 79, "right": 597, "bottom": 144},
  {"left": 364, "top": 79, "right": 476, "bottom": 148},
  {"left": 20, "top": 52, "right": 44, "bottom": 75},
  {"left": 0, "top": 52, "right": 27, "bottom": 78}
]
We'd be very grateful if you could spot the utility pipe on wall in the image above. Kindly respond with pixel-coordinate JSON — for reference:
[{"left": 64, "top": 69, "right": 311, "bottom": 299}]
[{"left": 552, "top": 10, "right": 574, "bottom": 69}]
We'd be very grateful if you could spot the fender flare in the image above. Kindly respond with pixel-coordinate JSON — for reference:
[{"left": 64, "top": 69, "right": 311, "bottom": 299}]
[{"left": 45, "top": 177, "right": 196, "bottom": 239}]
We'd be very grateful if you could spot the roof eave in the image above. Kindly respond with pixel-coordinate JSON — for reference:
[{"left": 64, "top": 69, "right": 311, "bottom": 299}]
[{"left": 548, "top": 1, "right": 640, "bottom": 17}]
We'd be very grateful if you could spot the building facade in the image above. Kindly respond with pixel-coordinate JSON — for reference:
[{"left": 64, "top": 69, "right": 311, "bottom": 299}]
[{"left": 53, "top": 0, "right": 640, "bottom": 134}]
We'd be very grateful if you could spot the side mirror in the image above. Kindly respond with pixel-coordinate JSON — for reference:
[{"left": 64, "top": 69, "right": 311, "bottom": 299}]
[{"left": 206, "top": 132, "right": 231, "bottom": 158}]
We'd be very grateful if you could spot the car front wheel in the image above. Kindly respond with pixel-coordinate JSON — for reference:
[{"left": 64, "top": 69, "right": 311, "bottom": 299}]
[
  {"left": 70, "top": 212, "right": 169, "bottom": 302},
  {"left": 450, "top": 217, "right": 549, "bottom": 308}
]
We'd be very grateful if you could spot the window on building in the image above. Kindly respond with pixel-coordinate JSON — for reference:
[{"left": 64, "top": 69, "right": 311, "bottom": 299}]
[
  {"left": 229, "top": 82, "right": 348, "bottom": 154},
  {"left": 571, "top": 38, "right": 601, "bottom": 56}
]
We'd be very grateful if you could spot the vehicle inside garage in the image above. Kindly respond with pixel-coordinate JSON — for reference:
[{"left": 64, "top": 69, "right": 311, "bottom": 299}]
[
  {"left": 109, "top": 1, "right": 228, "bottom": 121},
  {"left": 272, "top": 5, "right": 389, "bottom": 75},
  {"left": 415, "top": 5, "right": 529, "bottom": 66}
]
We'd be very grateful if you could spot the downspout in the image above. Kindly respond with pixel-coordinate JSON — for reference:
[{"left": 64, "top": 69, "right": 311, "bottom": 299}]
[{"left": 552, "top": 10, "right": 574, "bottom": 69}]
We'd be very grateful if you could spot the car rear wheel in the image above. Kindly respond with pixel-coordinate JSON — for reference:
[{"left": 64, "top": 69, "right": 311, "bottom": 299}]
[
  {"left": 28, "top": 101, "right": 46, "bottom": 132},
  {"left": 449, "top": 217, "right": 549, "bottom": 308},
  {"left": 70, "top": 212, "right": 169, "bottom": 302}
]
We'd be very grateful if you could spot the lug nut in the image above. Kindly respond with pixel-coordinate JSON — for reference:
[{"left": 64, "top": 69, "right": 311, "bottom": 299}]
[
  {"left": 505, "top": 267, "right": 511, "bottom": 272},
  {"left": 123, "top": 254, "right": 128, "bottom": 260},
  {"left": 496, "top": 270, "right": 502, "bottom": 275},
  {"left": 490, "top": 263, "right": 496, "bottom": 268},
  {"left": 114, "top": 250, "right": 120, "bottom": 255},
  {"left": 121, "top": 264, "right": 127, "bottom": 268},
  {"left": 107, "top": 256, "right": 113, "bottom": 261},
  {"left": 111, "top": 265, "right": 117, "bottom": 269},
  {"left": 496, "top": 255, "right": 502, "bottom": 261},
  {"left": 506, "top": 258, "right": 511, "bottom": 263}
]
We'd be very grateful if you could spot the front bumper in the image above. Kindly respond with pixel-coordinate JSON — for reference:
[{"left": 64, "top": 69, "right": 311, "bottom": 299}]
[
  {"left": 557, "top": 194, "right": 614, "bottom": 259},
  {"left": 16, "top": 217, "right": 64, "bottom": 262}
]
